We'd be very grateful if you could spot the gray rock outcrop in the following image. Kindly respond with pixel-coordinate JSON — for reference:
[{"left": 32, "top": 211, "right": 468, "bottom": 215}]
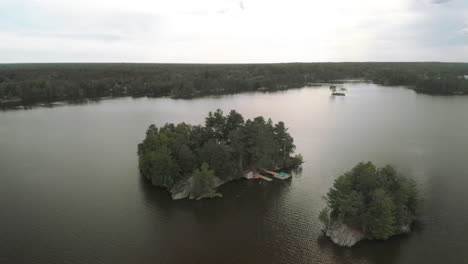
[
  {"left": 170, "top": 175, "right": 227, "bottom": 200},
  {"left": 324, "top": 221, "right": 365, "bottom": 247},
  {"left": 324, "top": 221, "right": 412, "bottom": 247}
]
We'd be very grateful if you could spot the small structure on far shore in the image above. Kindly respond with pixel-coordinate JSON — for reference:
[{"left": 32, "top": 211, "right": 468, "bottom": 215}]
[
  {"left": 330, "top": 85, "right": 346, "bottom": 96},
  {"left": 332, "top": 92, "right": 346, "bottom": 96}
]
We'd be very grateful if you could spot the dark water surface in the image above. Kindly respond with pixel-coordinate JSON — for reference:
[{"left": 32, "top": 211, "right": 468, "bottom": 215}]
[{"left": 1, "top": 83, "right": 468, "bottom": 264}]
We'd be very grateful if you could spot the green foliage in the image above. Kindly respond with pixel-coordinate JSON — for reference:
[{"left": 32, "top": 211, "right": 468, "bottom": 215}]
[
  {"left": 319, "top": 207, "right": 331, "bottom": 227},
  {"left": 2, "top": 62, "right": 468, "bottom": 107},
  {"left": 198, "top": 139, "right": 239, "bottom": 181},
  {"left": 138, "top": 140, "right": 180, "bottom": 187},
  {"left": 365, "top": 188, "right": 396, "bottom": 239},
  {"left": 191, "top": 163, "right": 220, "bottom": 199},
  {"left": 137, "top": 110, "right": 303, "bottom": 196},
  {"left": 285, "top": 154, "right": 304, "bottom": 169},
  {"left": 322, "top": 162, "right": 419, "bottom": 240}
]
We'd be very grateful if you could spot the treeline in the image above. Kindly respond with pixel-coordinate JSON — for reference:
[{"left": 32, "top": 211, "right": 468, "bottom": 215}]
[
  {"left": 320, "top": 162, "right": 419, "bottom": 240},
  {"left": 137, "top": 109, "right": 303, "bottom": 199},
  {"left": 364, "top": 62, "right": 468, "bottom": 94},
  {"left": 1, "top": 62, "right": 468, "bottom": 106}
]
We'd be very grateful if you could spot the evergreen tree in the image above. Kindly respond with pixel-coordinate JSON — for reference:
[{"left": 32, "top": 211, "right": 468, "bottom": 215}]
[
  {"left": 322, "top": 162, "right": 419, "bottom": 240},
  {"left": 138, "top": 110, "right": 303, "bottom": 199},
  {"left": 191, "top": 163, "right": 219, "bottom": 199},
  {"left": 365, "top": 188, "right": 396, "bottom": 239}
]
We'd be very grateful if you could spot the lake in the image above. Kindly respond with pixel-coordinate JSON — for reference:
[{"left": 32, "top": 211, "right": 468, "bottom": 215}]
[{"left": 1, "top": 82, "right": 468, "bottom": 264}]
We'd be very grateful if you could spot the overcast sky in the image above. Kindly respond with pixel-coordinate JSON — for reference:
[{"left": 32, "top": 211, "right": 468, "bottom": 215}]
[{"left": 1, "top": 0, "right": 467, "bottom": 63}]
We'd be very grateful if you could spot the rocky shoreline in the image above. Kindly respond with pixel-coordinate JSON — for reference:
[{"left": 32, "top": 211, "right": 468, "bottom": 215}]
[
  {"left": 323, "top": 220, "right": 412, "bottom": 247},
  {"left": 170, "top": 175, "right": 234, "bottom": 200},
  {"left": 324, "top": 221, "right": 365, "bottom": 247}
]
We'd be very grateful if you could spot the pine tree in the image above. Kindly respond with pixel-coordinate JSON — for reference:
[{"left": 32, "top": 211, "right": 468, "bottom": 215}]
[
  {"left": 191, "top": 163, "right": 217, "bottom": 199},
  {"left": 366, "top": 188, "right": 396, "bottom": 239}
]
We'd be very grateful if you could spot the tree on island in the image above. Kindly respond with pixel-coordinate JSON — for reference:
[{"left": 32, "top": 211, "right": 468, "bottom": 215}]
[
  {"left": 137, "top": 109, "right": 303, "bottom": 200},
  {"left": 319, "top": 162, "right": 419, "bottom": 245},
  {"left": 191, "top": 163, "right": 221, "bottom": 199}
]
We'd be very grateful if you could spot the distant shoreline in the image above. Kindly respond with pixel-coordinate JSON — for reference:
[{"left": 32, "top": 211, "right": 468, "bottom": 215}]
[
  {"left": 2, "top": 81, "right": 467, "bottom": 111},
  {"left": 2, "top": 63, "right": 467, "bottom": 109}
]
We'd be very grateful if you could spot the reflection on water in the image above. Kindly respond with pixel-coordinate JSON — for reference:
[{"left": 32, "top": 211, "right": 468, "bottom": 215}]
[{"left": 1, "top": 83, "right": 468, "bottom": 263}]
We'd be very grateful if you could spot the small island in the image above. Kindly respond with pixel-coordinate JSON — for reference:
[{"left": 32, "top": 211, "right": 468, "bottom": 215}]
[
  {"left": 137, "top": 109, "right": 303, "bottom": 200},
  {"left": 319, "top": 162, "right": 419, "bottom": 247},
  {"left": 330, "top": 85, "right": 346, "bottom": 96}
]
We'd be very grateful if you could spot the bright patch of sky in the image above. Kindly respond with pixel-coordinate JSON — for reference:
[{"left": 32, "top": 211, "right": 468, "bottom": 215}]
[{"left": 0, "top": 0, "right": 467, "bottom": 62}]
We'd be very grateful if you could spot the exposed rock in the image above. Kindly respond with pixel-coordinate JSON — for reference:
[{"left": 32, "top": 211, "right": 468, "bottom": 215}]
[
  {"left": 324, "top": 221, "right": 412, "bottom": 247},
  {"left": 170, "top": 175, "right": 230, "bottom": 200},
  {"left": 324, "top": 221, "right": 365, "bottom": 247},
  {"left": 399, "top": 224, "right": 411, "bottom": 234},
  {"left": 170, "top": 177, "right": 193, "bottom": 200}
]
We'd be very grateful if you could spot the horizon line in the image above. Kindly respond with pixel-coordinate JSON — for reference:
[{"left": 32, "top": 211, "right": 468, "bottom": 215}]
[{"left": 1, "top": 61, "right": 468, "bottom": 65}]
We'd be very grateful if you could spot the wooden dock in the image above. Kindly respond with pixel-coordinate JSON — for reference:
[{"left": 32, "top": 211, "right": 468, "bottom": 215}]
[
  {"left": 253, "top": 173, "right": 272, "bottom": 182},
  {"left": 260, "top": 168, "right": 291, "bottom": 180},
  {"left": 261, "top": 168, "right": 278, "bottom": 176}
]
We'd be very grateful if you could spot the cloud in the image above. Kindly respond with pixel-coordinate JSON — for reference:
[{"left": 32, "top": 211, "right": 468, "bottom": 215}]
[
  {"left": 239, "top": 1, "right": 245, "bottom": 10},
  {"left": 0, "top": 3, "right": 161, "bottom": 43},
  {"left": 217, "top": 1, "right": 245, "bottom": 14},
  {"left": 1, "top": 0, "right": 468, "bottom": 63},
  {"left": 217, "top": 8, "right": 229, "bottom": 14},
  {"left": 431, "top": 0, "right": 452, "bottom": 4}
]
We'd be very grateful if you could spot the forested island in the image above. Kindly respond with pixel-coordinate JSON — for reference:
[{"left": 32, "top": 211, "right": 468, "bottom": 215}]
[
  {"left": 319, "top": 162, "right": 419, "bottom": 247},
  {"left": 137, "top": 109, "right": 303, "bottom": 200},
  {"left": 2, "top": 62, "right": 468, "bottom": 108}
]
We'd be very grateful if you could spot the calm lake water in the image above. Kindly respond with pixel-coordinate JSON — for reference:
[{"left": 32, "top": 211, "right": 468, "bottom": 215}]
[{"left": 1, "top": 83, "right": 468, "bottom": 264}]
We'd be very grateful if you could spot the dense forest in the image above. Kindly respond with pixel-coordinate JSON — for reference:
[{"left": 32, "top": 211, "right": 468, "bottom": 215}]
[
  {"left": 1, "top": 62, "right": 468, "bottom": 107},
  {"left": 137, "top": 109, "right": 303, "bottom": 199},
  {"left": 319, "top": 162, "right": 419, "bottom": 240}
]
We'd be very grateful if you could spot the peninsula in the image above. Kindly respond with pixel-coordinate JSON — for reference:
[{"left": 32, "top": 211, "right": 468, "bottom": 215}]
[{"left": 137, "top": 109, "right": 303, "bottom": 200}]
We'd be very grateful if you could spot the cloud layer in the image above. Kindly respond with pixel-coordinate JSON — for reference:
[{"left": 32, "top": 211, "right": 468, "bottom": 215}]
[{"left": 0, "top": 0, "right": 467, "bottom": 63}]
